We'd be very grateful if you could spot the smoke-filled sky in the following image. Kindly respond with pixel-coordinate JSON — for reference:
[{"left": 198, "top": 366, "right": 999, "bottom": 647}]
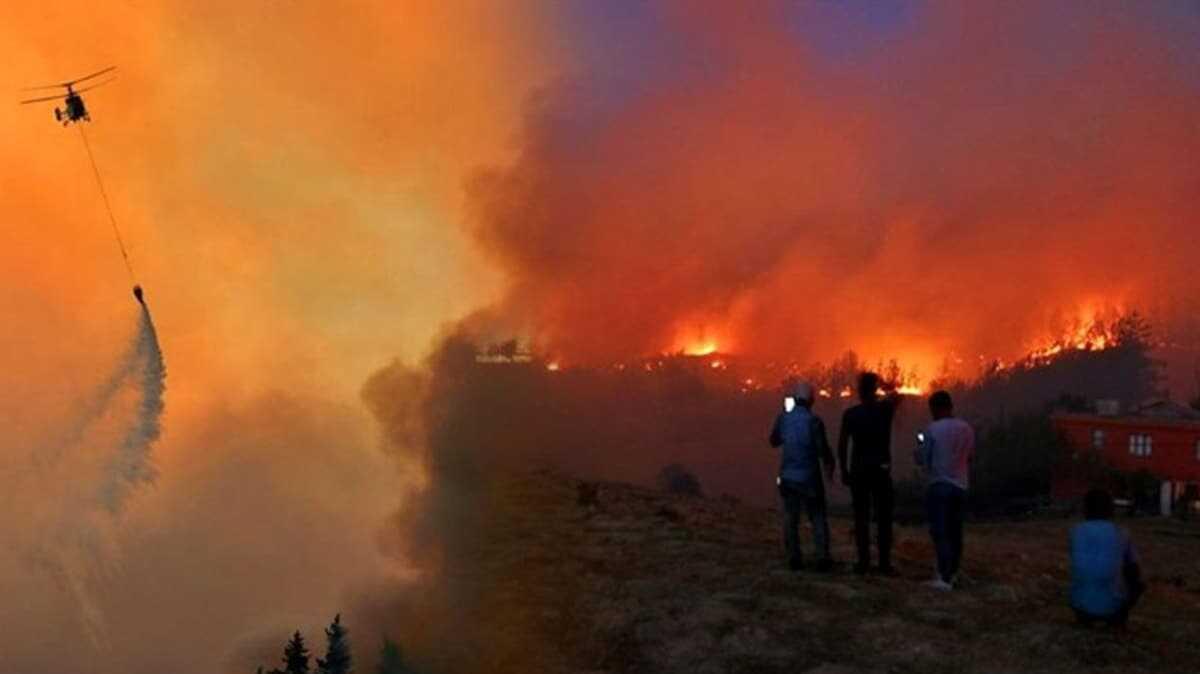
[
  {"left": 1, "top": 2, "right": 557, "bottom": 672},
  {"left": 2, "top": 2, "right": 1199, "bottom": 672},
  {"left": 470, "top": 1, "right": 1200, "bottom": 379}
]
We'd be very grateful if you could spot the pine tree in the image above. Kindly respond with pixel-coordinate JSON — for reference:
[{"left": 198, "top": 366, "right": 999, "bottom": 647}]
[
  {"left": 376, "top": 638, "right": 413, "bottom": 674},
  {"left": 317, "top": 614, "right": 352, "bottom": 674},
  {"left": 283, "top": 631, "right": 311, "bottom": 674}
]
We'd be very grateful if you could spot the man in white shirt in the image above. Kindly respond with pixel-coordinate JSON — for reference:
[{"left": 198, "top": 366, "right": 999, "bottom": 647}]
[{"left": 915, "top": 390, "right": 975, "bottom": 590}]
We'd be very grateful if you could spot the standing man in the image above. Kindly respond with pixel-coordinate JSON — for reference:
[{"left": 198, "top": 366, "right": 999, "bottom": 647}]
[
  {"left": 769, "top": 381, "right": 836, "bottom": 572},
  {"left": 838, "top": 372, "right": 902, "bottom": 575},
  {"left": 916, "top": 390, "right": 975, "bottom": 591}
]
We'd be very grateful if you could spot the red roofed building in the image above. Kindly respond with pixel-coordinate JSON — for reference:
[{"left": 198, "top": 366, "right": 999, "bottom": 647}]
[{"left": 1053, "top": 400, "right": 1200, "bottom": 514}]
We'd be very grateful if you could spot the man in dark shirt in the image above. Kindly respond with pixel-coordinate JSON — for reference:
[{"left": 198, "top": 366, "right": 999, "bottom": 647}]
[{"left": 838, "top": 372, "right": 902, "bottom": 575}]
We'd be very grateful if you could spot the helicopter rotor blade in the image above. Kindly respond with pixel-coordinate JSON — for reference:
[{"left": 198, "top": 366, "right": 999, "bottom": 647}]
[
  {"left": 73, "top": 77, "right": 116, "bottom": 95},
  {"left": 69, "top": 66, "right": 117, "bottom": 86},
  {"left": 19, "top": 93, "right": 63, "bottom": 104},
  {"left": 20, "top": 83, "right": 69, "bottom": 92},
  {"left": 20, "top": 66, "right": 116, "bottom": 91}
]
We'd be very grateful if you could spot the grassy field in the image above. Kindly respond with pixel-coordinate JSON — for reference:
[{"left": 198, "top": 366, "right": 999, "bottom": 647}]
[{"left": 422, "top": 471, "right": 1200, "bottom": 674}]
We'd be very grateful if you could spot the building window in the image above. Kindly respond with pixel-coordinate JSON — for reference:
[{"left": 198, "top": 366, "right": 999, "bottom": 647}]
[
  {"left": 1129, "top": 434, "right": 1153, "bottom": 457},
  {"left": 1092, "top": 429, "right": 1106, "bottom": 450}
]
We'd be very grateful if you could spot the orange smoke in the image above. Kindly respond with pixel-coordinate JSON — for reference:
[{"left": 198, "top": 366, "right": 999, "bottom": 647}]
[
  {"left": 466, "top": 3, "right": 1200, "bottom": 385},
  {"left": 0, "top": 2, "right": 559, "bottom": 671}
]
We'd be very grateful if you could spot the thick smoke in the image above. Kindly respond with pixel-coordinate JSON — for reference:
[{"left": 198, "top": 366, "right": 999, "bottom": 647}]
[
  {"left": 467, "top": 2, "right": 1200, "bottom": 378},
  {"left": 363, "top": 335, "right": 599, "bottom": 672},
  {"left": 2, "top": 1, "right": 549, "bottom": 671}
]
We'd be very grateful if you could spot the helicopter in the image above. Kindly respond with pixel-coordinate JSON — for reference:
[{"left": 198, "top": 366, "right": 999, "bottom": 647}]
[{"left": 20, "top": 66, "right": 116, "bottom": 125}]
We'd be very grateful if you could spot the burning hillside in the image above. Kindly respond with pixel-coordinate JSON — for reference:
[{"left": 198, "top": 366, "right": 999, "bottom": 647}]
[
  {"left": 370, "top": 308, "right": 1158, "bottom": 537},
  {"left": 478, "top": 307, "right": 1150, "bottom": 403},
  {"left": 461, "top": 3, "right": 1200, "bottom": 393}
]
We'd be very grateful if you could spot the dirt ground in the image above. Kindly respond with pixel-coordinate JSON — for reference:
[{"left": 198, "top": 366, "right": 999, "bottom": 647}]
[{"left": 438, "top": 471, "right": 1200, "bottom": 674}]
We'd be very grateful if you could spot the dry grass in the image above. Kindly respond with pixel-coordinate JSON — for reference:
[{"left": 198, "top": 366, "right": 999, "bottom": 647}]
[{"left": 454, "top": 471, "right": 1200, "bottom": 674}]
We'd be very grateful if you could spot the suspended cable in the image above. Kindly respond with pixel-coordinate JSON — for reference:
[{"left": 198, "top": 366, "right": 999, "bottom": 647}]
[{"left": 78, "top": 125, "right": 135, "bottom": 282}]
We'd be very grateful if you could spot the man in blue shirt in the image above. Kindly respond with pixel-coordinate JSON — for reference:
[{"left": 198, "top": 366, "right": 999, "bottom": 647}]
[
  {"left": 769, "top": 382, "right": 836, "bottom": 572},
  {"left": 1070, "top": 489, "right": 1145, "bottom": 627}
]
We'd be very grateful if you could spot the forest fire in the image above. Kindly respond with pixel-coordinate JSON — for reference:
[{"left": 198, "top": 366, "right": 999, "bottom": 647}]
[
  {"left": 676, "top": 337, "right": 722, "bottom": 357},
  {"left": 1025, "top": 322, "right": 1117, "bottom": 363},
  {"left": 474, "top": 302, "right": 1140, "bottom": 406},
  {"left": 461, "top": 0, "right": 1200, "bottom": 401},
  {"left": 1016, "top": 309, "right": 1129, "bottom": 369}
]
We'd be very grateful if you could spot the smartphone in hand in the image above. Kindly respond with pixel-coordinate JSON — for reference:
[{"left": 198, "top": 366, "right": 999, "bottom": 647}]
[{"left": 784, "top": 396, "right": 796, "bottom": 413}]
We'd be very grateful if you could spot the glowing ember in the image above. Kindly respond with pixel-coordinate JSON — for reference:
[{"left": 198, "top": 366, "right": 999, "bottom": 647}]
[
  {"left": 546, "top": 362, "right": 561, "bottom": 372},
  {"left": 683, "top": 341, "right": 720, "bottom": 356}
]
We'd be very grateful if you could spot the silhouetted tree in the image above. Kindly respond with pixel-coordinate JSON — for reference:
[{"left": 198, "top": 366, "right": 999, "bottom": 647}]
[
  {"left": 970, "top": 412, "right": 1067, "bottom": 513},
  {"left": 283, "top": 631, "right": 311, "bottom": 674},
  {"left": 317, "top": 614, "right": 352, "bottom": 674},
  {"left": 497, "top": 338, "right": 519, "bottom": 360},
  {"left": 882, "top": 358, "right": 903, "bottom": 388},
  {"left": 960, "top": 311, "right": 1162, "bottom": 420},
  {"left": 828, "top": 350, "right": 861, "bottom": 393},
  {"left": 1113, "top": 311, "right": 1153, "bottom": 346},
  {"left": 376, "top": 638, "right": 414, "bottom": 674}
]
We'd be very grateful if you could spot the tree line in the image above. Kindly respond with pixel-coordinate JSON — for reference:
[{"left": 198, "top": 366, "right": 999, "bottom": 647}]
[{"left": 255, "top": 614, "right": 416, "bottom": 674}]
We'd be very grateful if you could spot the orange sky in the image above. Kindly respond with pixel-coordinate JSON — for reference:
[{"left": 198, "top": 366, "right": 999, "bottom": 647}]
[
  {"left": 0, "top": 1, "right": 567, "bottom": 432},
  {"left": 2, "top": 3, "right": 1200, "bottom": 671},
  {"left": 0, "top": 4, "right": 565, "bottom": 671}
]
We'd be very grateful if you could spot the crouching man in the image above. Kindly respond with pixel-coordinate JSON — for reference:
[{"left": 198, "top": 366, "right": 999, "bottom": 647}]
[
  {"left": 1071, "top": 489, "right": 1146, "bottom": 627},
  {"left": 769, "top": 382, "right": 835, "bottom": 572}
]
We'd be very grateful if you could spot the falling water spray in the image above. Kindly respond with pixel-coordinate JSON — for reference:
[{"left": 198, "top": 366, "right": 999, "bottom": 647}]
[
  {"left": 32, "top": 301, "right": 166, "bottom": 648},
  {"left": 97, "top": 302, "right": 165, "bottom": 514}
]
